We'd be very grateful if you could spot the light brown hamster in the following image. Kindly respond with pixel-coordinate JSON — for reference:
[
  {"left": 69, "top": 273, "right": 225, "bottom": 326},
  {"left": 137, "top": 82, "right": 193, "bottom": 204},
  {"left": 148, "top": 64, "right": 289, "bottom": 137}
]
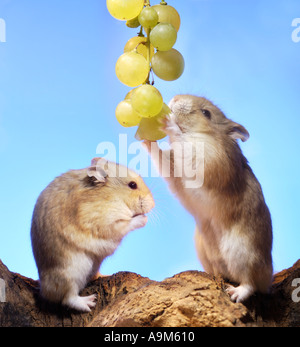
[
  {"left": 31, "top": 158, "right": 154, "bottom": 312},
  {"left": 144, "top": 94, "right": 273, "bottom": 303}
]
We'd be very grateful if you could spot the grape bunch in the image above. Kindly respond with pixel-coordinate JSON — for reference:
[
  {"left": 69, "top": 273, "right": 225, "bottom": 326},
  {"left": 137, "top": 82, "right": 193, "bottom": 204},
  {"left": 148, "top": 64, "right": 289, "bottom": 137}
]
[{"left": 106, "top": 0, "right": 184, "bottom": 141}]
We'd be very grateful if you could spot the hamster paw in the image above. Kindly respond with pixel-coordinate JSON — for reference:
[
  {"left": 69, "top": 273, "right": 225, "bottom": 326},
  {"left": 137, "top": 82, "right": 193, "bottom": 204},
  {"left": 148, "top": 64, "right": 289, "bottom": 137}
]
[
  {"left": 63, "top": 293, "right": 97, "bottom": 312},
  {"left": 161, "top": 115, "right": 182, "bottom": 136},
  {"left": 142, "top": 140, "right": 157, "bottom": 153},
  {"left": 130, "top": 214, "right": 148, "bottom": 230},
  {"left": 226, "top": 284, "right": 254, "bottom": 303}
]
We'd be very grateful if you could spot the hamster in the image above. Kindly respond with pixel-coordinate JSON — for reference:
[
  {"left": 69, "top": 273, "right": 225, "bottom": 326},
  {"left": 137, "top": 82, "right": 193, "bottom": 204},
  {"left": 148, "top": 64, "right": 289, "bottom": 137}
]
[
  {"left": 144, "top": 94, "right": 273, "bottom": 303},
  {"left": 31, "top": 158, "right": 155, "bottom": 312}
]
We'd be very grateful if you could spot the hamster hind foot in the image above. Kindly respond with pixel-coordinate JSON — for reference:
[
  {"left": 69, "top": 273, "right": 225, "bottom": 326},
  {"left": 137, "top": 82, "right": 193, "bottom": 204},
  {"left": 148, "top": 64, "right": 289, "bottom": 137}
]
[
  {"left": 226, "top": 284, "right": 254, "bottom": 303},
  {"left": 62, "top": 293, "right": 97, "bottom": 313}
]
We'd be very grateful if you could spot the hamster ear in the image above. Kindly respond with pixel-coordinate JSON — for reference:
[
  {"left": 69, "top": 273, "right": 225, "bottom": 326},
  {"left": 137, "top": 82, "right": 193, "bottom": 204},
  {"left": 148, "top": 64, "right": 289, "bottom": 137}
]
[
  {"left": 228, "top": 122, "right": 250, "bottom": 142},
  {"left": 87, "top": 157, "right": 108, "bottom": 183}
]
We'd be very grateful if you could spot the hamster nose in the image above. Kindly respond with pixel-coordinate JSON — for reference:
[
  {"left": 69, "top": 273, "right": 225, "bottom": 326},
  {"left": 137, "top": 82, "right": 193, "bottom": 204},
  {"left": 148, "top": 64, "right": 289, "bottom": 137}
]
[
  {"left": 169, "top": 95, "right": 181, "bottom": 110},
  {"left": 173, "top": 95, "right": 181, "bottom": 103},
  {"left": 139, "top": 195, "right": 155, "bottom": 213},
  {"left": 91, "top": 157, "right": 102, "bottom": 165}
]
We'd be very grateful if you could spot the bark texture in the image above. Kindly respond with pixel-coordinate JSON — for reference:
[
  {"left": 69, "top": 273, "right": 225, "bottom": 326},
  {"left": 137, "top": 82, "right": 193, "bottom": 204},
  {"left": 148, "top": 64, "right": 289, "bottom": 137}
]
[{"left": 0, "top": 259, "right": 299, "bottom": 327}]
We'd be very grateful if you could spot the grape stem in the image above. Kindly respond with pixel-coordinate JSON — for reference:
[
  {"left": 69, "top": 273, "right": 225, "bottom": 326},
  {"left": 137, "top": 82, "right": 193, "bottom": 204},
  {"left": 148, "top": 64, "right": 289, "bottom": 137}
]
[
  {"left": 138, "top": 26, "right": 144, "bottom": 37},
  {"left": 142, "top": 0, "right": 154, "bottom": 85},
  {"left": 145, "top": 27, "right": 151, "bottom": 84},
  {"left": 160, "top": 0, "right": 168, "bottom": 5}
]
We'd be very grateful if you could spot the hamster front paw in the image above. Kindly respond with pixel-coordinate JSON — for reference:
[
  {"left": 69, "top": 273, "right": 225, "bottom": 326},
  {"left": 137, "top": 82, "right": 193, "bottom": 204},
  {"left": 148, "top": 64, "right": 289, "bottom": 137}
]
[
  {"left": 226, "top": 284, "right": 254, "bottom": 303},
  {"left": 142, "top": 140, "right": 154, "bottom": 153},
  {"left": 161, "top": 115, "right": 182, "bottom": 137},
  {"left": 130, "top": 214, "right": 148, "bottom": 230}
]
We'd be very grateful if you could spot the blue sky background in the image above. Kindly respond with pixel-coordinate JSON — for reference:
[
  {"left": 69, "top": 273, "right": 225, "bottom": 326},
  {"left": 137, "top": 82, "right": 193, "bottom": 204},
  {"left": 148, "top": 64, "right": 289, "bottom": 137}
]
[{"left": 0, "top": 0, "right": 299, "bottom": 281}]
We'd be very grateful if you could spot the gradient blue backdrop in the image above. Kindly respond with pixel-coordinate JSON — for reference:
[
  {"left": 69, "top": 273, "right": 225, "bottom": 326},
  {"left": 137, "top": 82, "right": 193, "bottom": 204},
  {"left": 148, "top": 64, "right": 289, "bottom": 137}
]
[{"left": 0, "top": 0, "right": 299, "bottom": 281}]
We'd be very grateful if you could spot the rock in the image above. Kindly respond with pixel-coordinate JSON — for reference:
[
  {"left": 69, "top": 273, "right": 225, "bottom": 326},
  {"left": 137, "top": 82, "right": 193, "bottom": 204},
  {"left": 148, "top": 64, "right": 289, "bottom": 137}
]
[{"left": 0, "top": 259, "right": 299, "bottom": 327}]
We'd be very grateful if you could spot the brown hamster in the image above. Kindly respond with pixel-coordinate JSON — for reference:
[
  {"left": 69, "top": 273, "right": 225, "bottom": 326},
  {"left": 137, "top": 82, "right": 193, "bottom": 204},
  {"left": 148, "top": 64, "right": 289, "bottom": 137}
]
[
  {"left": 31, "top": 158, "right": 154, "bottom": 312},
  {"left": 144, "top": 95, "right": 273, "bottom": 303}
]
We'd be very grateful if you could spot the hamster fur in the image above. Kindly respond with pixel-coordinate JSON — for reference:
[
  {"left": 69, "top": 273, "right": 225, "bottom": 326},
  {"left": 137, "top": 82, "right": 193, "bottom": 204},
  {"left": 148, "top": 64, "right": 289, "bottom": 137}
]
[
  {"left": 31, "top": 158, "right": 154, "bottom": 312},
  {"left": 144, "top": 95, "right": 273, "bottom": 303}
]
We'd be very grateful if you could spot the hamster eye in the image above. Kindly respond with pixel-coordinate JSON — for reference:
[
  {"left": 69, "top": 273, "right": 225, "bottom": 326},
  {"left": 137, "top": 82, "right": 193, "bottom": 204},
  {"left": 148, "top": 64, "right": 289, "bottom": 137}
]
[
  {"left": 201, "top": 109, "right": 211, "bottom": 119},
  {"left": 128, "top": 181, "right": 138, "bottom": 190}
]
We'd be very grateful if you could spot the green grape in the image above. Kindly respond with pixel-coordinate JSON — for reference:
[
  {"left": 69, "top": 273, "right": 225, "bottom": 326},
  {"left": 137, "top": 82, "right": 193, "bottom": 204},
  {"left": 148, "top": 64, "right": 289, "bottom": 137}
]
[
  {"left": 124, "top": 88, "right": 136, "bottom": 100},
  {"left": 138, "top": 6, "right": 158, "bottom": 29},
  {"left": 131, "top": 84, "right": 163, "bottom": 118},
  {"left": 151, "top": 49, "right": 185, "bottom": 81},
  {"left": 106, "top": 0, "right": 144, "bottom": 21},
  {"left": 152, "top": 4, "right": 181, "bottom": 32},
  {"left": 126, "top": 16, "right": 140, "bottom": 28},
  {"left": 115, "top": 100, "right": 142, "bottom": 127},
  {"left": 115, "top": 51, "right": 149, "bottom": 87},
  {"left": 150, "top": 23, "right": 177, "bottom": 51},
  {"left": 135, "top": 103, "right": 171, "bottom": 141},
  {"left": 124, "top": 36, "right": 154, "bottom": 60}
]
